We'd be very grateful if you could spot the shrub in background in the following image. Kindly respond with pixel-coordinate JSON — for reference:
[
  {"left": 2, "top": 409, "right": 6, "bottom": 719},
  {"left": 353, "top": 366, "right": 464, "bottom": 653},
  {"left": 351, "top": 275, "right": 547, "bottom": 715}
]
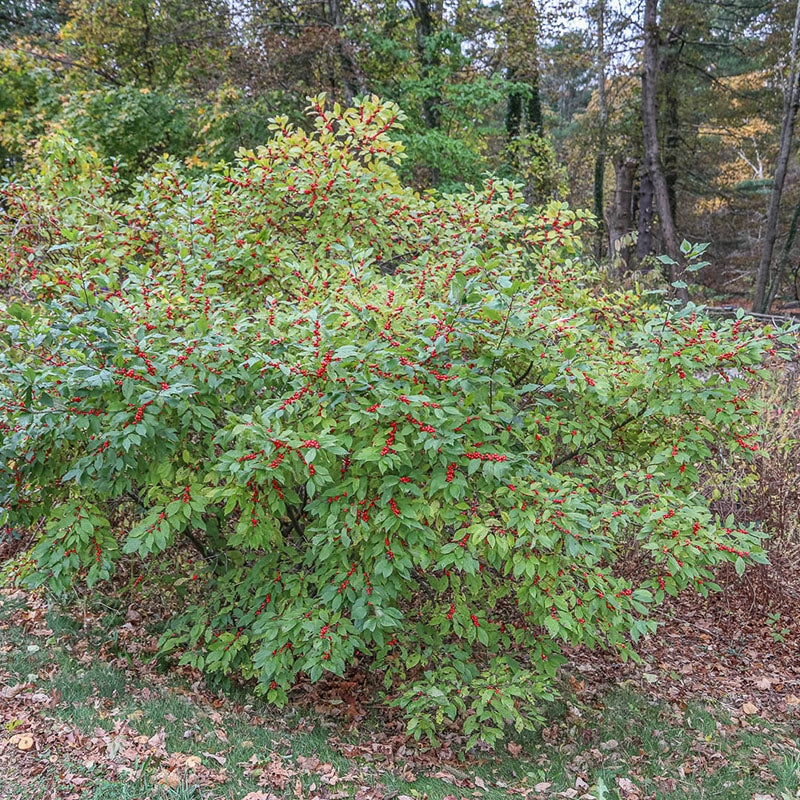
[
  {"left": 0, "top": 51, "right": 61, "bottom": 175},
  {"left": 705, "top": 361, "right": 800, "bottom": 554},
  {"left": 0, "top": 96, "right": 778, "bottom": 746}
]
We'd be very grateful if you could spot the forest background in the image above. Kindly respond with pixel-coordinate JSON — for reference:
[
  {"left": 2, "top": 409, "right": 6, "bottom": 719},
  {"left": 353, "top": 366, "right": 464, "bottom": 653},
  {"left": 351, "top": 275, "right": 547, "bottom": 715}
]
[{"left": 3, "top": 0, "right": 800, "bottom": 309}]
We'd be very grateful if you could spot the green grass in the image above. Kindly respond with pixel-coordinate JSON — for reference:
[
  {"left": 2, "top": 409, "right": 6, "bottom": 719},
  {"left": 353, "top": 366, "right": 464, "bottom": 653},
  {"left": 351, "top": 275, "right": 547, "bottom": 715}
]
[
  {"left": 1, "top": 593, "right": 799, "bottom": 799},
  {"left": 89, "top": 776, "right": 201, "bottom": 800}
]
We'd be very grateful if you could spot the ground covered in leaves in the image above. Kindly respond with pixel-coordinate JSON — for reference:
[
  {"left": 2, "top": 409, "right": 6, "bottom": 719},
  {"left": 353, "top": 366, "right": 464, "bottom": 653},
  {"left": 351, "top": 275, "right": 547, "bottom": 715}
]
[{"left": 1, "top": 560, "right": 800, "bottom": 800}]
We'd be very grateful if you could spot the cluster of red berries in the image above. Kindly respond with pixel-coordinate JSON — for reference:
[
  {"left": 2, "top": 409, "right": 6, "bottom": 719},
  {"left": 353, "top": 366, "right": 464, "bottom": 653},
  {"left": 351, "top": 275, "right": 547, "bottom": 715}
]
[
  {"left": 381, "top": 421, "right": 397, "bottom": 456},
  {"left": 716, "top": 543, "right": 749, "bottom": 557},
  {"left": 315, "top": 349, "right": 333, "bottom": 379},
  {"left": 132, "top": 400, "right": 152, "bottom": 424},
  {"left": 280, "top": 384, "right": 310, "bottom": 409},
  {"left": 464, "top": 451, "right": 507, "bottom": 462},
  {"left": 238, "top": 450, "right": 264, "bottom": 462},
  {"left": 406, "top": 414, "right": 435, "bottom": 434}
]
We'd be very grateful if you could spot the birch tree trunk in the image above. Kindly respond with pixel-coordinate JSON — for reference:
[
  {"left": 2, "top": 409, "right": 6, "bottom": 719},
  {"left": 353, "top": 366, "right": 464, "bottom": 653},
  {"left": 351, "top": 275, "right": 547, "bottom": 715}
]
[{"left": 752, "top": 0, "right": 800, "bottom": 313}]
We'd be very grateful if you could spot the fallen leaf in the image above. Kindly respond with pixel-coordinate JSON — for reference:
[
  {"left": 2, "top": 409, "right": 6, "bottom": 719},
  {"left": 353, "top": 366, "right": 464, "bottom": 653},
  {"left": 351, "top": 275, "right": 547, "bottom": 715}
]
[
  {"left": 184, "top": 755, "right": 202, "bottom": 770},
  {"left": 241, "top": 794, "right": 279, "bottom": 800},
  {"left": 616, "top": 776, "right": 638, "bottom": 797},
  {"left": 754, "top": 677, "right": 773, "bottom": 690},
  {"left": 10, "top": 733, "right": 34, "bottom": 751},
  {"left": 786, "top": 695, "right": 800, "bottom": 707},
  {"left": 474, "top": 776, "right": 488, "bottom": 790},
  {"left": 156, "top": 771, "right": 182, "bottom": 789},
  {"left": 534, "top": 783, "right": 552, "bottom": 792},
  {"left": 202, "top": 751, "right": 227, "bottom": 766},
  {"left": 296, "top": 755, "right": 321, "bottom": 771},
  {"left": 741, "top": 701, "right": 759, "bottom": 715},
  {"left": 600, "top": 739, "right": 619, "bottom": 751},
  {"left": 654, "top": 776, "right": 678, "bottom": 792},
  {"left": 506, "top": 741, "right": 522, "bottom": 757},
  {"left": 214, "top": 727, "right": 229, "bottom": 742},
  {"left": 260, "top": 755, "right": 293, "bottom": 790},
  {"left": 147, "top": 729, "right": 168, "bottom": 754}
]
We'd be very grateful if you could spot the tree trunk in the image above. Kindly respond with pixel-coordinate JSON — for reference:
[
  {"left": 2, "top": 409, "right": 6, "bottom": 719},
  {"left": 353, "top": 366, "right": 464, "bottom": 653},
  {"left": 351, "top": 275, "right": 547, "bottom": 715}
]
[
  {"left": 327, "top": 0, "right": 367, "bottom": 104},
  {"left": 660, "top": 25, "right": 683, "bottom": 224},
  {"left": 413, "top": 0, "right": 441, "bottom": 129},
  {"left": 753, "top": 0, "right": 800, "bottom": 313},
  {"left": 608, "top": 156, "right": 637, "bottom": 269},
  {"left": 593, "top": 152, "right": 605, "bottom": 260},
  {"left": 505, "top": 0, "right": 542, "bottom": 143},
  {"left": 506, "top": 91, "right": 523, "bottom": 141},
  {"left": 140, "top": 1, "right": 156, "bottom": 88},
  {"left": 641, "top": 0, "right": 688, "bottom": 302},
  {"left": 592, "top": 0, "right": 607, "bottom": 262},
  {"left": 637, "top": 171, "right": 655, "bottom": 264},
  {"left": 525, "top": 76, "right": 543, "bottom": 136},
  {"left": 767, "top": 199, "right": 800, "bottom": 310}
]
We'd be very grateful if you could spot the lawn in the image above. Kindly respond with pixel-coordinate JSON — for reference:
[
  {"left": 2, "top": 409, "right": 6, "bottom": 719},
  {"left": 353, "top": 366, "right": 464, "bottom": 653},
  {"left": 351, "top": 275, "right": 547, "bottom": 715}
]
[{"left": 1, "top": 574, "right": 799, "bottom": 800}]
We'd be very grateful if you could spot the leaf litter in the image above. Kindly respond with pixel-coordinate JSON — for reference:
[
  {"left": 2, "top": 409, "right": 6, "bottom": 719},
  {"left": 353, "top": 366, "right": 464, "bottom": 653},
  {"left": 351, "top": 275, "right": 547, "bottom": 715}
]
[{"left": 1, "top": 558, "right": 800, "bottom": 798}]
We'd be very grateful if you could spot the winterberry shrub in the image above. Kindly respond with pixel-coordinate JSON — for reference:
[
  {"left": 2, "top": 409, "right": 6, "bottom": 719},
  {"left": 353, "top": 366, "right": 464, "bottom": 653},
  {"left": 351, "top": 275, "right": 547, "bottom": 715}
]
[{"left": 0, "top": 96, "right": 776, "bottom": 747}]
